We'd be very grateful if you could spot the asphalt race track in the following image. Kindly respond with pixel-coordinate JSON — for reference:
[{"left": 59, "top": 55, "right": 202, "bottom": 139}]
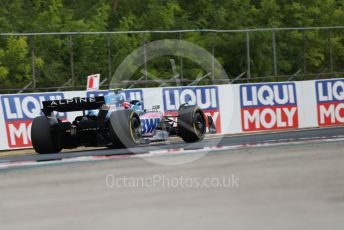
[
  {"left": 0, "top": 127, "right": 344, "bottom": 230},
  {"left": 1, "top": 126, "right": 344, "bottom": 163}
]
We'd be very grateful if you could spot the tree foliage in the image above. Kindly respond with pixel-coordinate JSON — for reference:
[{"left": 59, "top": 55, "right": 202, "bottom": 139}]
[{"left": 0, "top": 0, "right": 343, "bottom": 89}]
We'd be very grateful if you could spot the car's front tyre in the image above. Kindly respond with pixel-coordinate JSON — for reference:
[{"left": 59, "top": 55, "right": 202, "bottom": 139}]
[{"left": 178, "top": 105, "right": 206, "bottom": 143}]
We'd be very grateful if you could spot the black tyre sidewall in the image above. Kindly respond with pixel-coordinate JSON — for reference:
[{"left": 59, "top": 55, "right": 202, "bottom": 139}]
[
  {"left": 178, "top": 105, "right": 206, "bottom": 143},
  {"left": 108, "top": 110, "right": 141, "bottom": 148},
  {"left": 31, "top": 116, "right": 62, "bottom": 154}
]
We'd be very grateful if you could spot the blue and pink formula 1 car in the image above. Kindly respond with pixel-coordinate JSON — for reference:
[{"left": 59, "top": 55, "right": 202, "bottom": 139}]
[{"left": 31, "top": 89, "right": 216, "bottom": 154}]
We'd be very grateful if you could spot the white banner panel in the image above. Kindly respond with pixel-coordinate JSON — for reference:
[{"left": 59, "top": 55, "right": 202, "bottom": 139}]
[{"left": 0, "top": 78, "right": 343, "bottom": 151}]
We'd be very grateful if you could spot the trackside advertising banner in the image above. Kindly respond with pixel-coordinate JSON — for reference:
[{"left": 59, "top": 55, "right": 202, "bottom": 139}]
[
  {"left": 86, "top": 89, "right": 144, "bottom": 103},
  {"left": 0, "top": 93, "right": 65, "bottom": 148},
  {"left": 0, "top": 78, "right": 343, "bottom": 151},
  {"left": 315, "top": 79, "right": 344, "bottom": 126},
  {"left": 240, "top": 83, "right": 298, "bottom": 131},
  {"left": 162, "top": 86, "right": 222, "bottom": 133}
]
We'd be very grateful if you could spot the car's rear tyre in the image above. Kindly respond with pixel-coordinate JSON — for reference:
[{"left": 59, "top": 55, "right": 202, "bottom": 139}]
[
  {"left": 31, "top": 116, "right": 62, "bottom": 154},
  {"left": 108, "top": 110, "right": 141, "bottom": 148},
  {"left": 178, "top": 105, "right": 206, "bottom": 143}
]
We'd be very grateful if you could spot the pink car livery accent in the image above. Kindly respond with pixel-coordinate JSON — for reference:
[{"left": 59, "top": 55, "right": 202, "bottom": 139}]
[{"left": 140, "top": 112, "right": 163, "bottom": 136}]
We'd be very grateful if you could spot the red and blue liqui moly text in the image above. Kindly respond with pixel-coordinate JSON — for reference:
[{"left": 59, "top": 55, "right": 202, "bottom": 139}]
[
  {"left": 163, "top": 86, "right": 221, "bottom": 133},
  {"left": 240, "top": 83, "right": 298, "bottom": 131},
  {"left": 0, "top": 93, "right": 65, "bottom": 148},
  {"left": 316, "top": 79, "right": 344, "bottom": 126}
]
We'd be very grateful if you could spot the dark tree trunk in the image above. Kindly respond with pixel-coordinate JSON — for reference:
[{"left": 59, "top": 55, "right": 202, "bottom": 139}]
[{"left": 111, "top": 0, "right": 119, "bottom": 14}]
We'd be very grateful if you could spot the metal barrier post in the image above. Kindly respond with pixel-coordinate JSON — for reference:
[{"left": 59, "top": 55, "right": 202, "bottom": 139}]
[
  {"left": 30, "top": 36, "right": 36, "bottom": 88},
  {"left": 107, "top": 35, "right": 112, "bottom": 79},
  {"left": 272, "top": 30, "right": 278, "bottom": 77},
  {"left": 69, "top": 35, "right": 75, "bottom": 86},
  {"left": 246, "top": 31, "right": 251, "bottom": 80},
  {"left": 328, "top": 29, "right": 334, "bottom": 74}
]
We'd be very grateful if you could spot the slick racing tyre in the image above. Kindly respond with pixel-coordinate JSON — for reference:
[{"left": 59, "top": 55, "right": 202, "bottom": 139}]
[
  {"left": 31, "top": 116, "right": 62, "bottom": 154},
  {"left": 108, "top": 110, "right": 142, "bottom": 148},
  {"left": 178, "top": 105, "right": 206, "bottom": 143}
]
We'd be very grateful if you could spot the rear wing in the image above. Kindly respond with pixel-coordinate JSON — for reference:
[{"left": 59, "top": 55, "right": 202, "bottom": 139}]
[{"left": 42, "top": 96, "right": 105, "bottom": 115}]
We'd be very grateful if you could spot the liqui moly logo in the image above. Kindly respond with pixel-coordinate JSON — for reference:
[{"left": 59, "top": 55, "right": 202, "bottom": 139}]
[
  {"left": 240, "top": 83, "right": 298, "bottom": 131},
  {"left": 163, "top": 86, "right": 221, "bottom": 133},
  {"left": 0, "top": 93, "right": 65, "bottom": 148},
  {"left": 163, "top": 86, "right": 218, "bottom": 111},
  {"left": 316, "top": 79, "right": 344, "bottom": 126},
  {"left": 86, "top": 89, "right": 143, "bottom": 102}
]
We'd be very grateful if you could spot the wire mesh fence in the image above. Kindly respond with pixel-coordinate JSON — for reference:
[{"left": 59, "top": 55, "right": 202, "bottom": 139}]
[{"left": 0, "top": 26, "right": 343, "bottom": 93}]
